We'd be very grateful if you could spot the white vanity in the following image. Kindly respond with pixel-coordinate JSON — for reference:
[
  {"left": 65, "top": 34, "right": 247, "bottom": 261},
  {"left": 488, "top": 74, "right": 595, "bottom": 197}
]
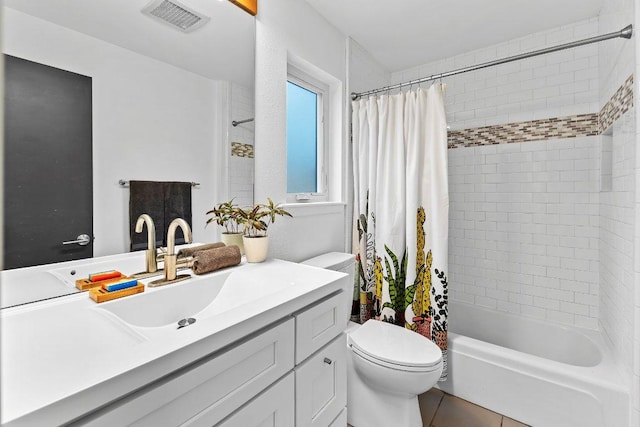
[{"left": 1, "top": 256, "right": 349, "bottom": 426}]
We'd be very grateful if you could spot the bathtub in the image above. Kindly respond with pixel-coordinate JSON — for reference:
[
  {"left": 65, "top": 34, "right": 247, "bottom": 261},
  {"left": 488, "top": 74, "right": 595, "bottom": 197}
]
[{"left": 437, "top": 301, "right": 629, "bottom": 427}]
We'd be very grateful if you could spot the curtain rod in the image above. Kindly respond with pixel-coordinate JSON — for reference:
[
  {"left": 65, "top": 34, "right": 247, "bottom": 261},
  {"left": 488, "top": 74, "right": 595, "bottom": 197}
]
[
  {"left": 351, "top": 24, "right": 633, "bottom": 101},
  {"left": 232, "top": 118, "right": 254, "bottom": 127}
]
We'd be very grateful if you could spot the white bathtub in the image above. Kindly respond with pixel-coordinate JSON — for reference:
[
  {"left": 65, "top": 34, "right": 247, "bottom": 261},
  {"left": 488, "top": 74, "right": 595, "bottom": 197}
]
[{"left": 437, "top": 301, "right": 629, "bottom": 427}]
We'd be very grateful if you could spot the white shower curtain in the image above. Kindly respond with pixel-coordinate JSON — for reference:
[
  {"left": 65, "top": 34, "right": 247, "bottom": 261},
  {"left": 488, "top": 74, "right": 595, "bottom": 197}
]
[{"left": 352, "top": 84, "right": 449, "bottom": 381}]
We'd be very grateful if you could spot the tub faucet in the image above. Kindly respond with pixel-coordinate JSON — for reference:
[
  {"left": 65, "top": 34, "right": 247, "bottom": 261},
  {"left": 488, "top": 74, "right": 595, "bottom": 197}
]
[
  {"left": 163, "top": 218, "right": 193, "bottom": 282},
  {"left": 135, "top": 214, "right": 159, "bottom": 274}
]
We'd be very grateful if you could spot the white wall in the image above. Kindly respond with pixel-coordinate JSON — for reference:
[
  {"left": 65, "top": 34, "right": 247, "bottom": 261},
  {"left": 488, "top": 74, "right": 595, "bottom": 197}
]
[
  {"left": 254, "top": 0, "right": 347, "bottom": 261},
  {"left": 634, "top": 0, "right": 640, "bottom": 422},
  {"left": 348, "top": 38, "right": 391, "bottom": 96},
  {"left": 4, "top": 8, "right": 225, "bottom": 256}
]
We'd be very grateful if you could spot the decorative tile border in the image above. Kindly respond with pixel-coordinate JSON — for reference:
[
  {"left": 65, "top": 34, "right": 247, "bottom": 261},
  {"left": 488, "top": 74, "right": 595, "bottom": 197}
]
[
  {"left": 448, "top": 74, "right": 634, "bottom": 149},
  {"left": 231, "top": 142, "right": 254, "bottom": 158},
  {"left": 598, "top": 74, "right": 634, "bottom": 133},
  {"left": 448, "top": 114, "right": 598, "bottom": 148}
]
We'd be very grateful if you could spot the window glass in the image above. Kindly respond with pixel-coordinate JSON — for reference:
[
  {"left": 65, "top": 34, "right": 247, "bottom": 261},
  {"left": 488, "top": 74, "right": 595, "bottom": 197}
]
[{"left": 286, "top": 80, "right": 318, "bottom": 194}]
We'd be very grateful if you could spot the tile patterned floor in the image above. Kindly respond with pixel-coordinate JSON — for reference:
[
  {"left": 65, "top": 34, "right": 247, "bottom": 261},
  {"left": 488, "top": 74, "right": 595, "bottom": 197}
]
[
  {"left": 348, "top": 388, "right": 530, "bottom": 427},
  {"left": 421, "top": 389, "right": 529, "bottom": 427}
]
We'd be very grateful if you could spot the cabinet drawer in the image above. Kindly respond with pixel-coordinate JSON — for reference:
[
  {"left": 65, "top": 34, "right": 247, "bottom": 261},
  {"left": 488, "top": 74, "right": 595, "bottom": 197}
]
[
  {"left": 77, "top": 319, "right": 295, "bottom": 427},
  {"left": 295, "top": 292, "right": 344, "bottom": 364},
  {"left": 215, "top": 372, "right": 294, "bottom": 427},
  {"left": 295, "top": 334, "right": 347, "bottom": 427}
]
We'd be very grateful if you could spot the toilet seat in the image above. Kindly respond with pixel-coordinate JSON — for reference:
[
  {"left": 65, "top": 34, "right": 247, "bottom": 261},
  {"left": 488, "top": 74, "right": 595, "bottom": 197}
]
[{"left": 349, "top": 320, "right": 442, "bottom": 372}]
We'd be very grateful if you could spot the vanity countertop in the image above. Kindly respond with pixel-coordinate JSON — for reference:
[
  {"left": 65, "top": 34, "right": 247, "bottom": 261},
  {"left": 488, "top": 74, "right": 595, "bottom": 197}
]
[
  {"left": 0, "top": 251, "right": 150, "bottom": 309},
  {"left": 0, "top": 257, "right": 347, "bottom": 426}
]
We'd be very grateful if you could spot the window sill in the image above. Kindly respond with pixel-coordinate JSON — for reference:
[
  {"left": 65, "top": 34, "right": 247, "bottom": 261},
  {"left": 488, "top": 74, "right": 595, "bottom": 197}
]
[{"left": 280, "top": 202, "right": 346, "bottom": 217}]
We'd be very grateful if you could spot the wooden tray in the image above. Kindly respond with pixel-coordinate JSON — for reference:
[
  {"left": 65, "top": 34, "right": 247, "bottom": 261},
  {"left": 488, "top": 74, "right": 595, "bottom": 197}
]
[
  {"left": 76, "top": 273, "right": 127, "bottom": 291},
  {"left": 89, "top": 282, "right": 144, "bottom": 303}
]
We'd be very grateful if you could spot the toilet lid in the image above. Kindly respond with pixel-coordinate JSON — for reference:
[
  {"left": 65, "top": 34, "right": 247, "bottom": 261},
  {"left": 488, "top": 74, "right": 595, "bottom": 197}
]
[
  {"left": 301, "top": 252, "right": 355, "bottom": 271},
  {"left": 350, "top": 320, "right": 442, "bottom": 370}
]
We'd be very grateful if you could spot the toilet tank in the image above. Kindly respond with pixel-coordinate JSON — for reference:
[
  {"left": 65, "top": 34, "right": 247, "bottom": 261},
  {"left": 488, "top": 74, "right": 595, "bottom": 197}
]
[
  {"left": 301, "top": 252, "right": 355, "bottom": 326},
  {"left": 301, "top": 252, "right": 355, "bottom": 282}
]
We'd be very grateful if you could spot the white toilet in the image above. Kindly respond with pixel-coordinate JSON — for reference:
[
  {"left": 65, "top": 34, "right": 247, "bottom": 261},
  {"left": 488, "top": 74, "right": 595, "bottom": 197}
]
[{"left": 302, "top": 252, "right": 443, "bottom": 427}]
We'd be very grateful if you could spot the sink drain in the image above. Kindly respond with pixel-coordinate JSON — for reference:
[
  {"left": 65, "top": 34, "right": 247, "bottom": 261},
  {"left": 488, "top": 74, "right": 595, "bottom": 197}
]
[{"left": 177, "top": 318, "right": 196, "bottom": 329}]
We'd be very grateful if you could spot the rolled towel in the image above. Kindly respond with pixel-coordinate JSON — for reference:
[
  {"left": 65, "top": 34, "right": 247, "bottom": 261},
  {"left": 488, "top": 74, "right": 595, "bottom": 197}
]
[
  {"left": 191, "top": 245, "right": 241, "bottom": 275},
  {"left": 178, "top": 242, "right": 225, "bottom": 258}
]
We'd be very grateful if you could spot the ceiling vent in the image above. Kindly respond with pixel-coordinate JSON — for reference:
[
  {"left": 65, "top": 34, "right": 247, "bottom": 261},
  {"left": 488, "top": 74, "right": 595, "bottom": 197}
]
[{"left": 142, "top": 0, "right": 210, "bottom": 33}]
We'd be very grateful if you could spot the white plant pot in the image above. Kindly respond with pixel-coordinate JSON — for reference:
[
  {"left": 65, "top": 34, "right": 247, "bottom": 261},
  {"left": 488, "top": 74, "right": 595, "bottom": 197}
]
[
  {"left": 221, "top": 232, "right": 244, "bottom": 255},
  {"left": 243, "top": 235, "right": 269, "bottom": 263}
]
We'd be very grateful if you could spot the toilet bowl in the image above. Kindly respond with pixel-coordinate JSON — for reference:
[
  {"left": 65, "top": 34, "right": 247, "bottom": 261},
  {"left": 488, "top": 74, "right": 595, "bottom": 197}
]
[{"left": 302, "top": 253, "right": 443, "bottom": 427}]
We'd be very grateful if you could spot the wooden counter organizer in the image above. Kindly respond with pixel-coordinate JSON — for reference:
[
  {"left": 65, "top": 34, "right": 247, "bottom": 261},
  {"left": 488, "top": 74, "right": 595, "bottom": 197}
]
[
  {"left": 89, "top": 281, "right": 145, "bottom": 303},
  {"left": 76, "top": 273, "right": 128, "bottom": 291}
]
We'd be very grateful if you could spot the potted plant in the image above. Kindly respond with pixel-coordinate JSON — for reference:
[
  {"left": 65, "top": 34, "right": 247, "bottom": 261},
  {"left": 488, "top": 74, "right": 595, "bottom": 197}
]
[
  {"left": 237, "top": 198, "right": 292, "bottom": 262},
  {"left": 205, "top": 199, "right": 245, "bottom": 254}
]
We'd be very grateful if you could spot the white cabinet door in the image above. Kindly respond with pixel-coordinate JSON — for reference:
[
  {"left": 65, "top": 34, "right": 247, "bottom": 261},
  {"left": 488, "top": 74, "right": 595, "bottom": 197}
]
[
  {"left": 215, "top": 373, "right": 295, "bottom": 427},
  {"left": 295, "top": 292, "right": 344, "bottom": 364},
  {"left": 295, "top": 334, "right": 347, "bottom": 427},
  {"left": 76, "top": 319, "right": 295, "bottom": 427},
  {"left": 328, "top": 408, "right": 347, "bottom": 427}
]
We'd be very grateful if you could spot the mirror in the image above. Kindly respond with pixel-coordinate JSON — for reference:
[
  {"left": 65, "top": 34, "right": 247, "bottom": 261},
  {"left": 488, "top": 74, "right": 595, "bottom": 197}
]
[{"left": 1, "top": 0, "right": 255, "bottom": 307}]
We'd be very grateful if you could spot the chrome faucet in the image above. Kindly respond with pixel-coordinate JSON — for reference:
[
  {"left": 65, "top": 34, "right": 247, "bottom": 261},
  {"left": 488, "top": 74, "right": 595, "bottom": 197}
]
[
  {"left": 150, "top": 218, "right": 193, "bottom": 286},
  {"left": 135, "top": 214, "right": 159, "bottom": 274}
]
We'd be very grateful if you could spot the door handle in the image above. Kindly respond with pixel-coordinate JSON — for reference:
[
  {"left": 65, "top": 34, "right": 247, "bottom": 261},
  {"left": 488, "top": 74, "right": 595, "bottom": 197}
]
[{"left": 62, "top": 234, "right": 91, "bottom": 246}]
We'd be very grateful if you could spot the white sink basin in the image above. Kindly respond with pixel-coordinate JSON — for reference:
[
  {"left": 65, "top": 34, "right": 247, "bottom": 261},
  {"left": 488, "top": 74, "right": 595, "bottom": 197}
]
[
  {"left": 95, "top": 271, "right": 231, "bottom": 330},
  {"left": 93, "top": 263, "right": 306, "bottom": 338}
]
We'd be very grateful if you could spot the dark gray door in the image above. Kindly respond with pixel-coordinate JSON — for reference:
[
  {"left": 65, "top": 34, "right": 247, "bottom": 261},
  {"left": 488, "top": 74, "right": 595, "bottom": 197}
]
[{"left": 4, "top": 55, "right": 93, "bottom": 269}]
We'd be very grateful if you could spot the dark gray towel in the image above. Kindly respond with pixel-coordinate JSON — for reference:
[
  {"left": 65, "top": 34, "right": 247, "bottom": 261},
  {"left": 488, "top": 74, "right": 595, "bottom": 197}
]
[
  {"left": 129, "top": 181, "right": 164, "bottom": 251},
  {"left": 129, "top": 181, "right": 192, "bottom": 251},
  {"left": 164, "top": 181, "right": 192, "bottom": 246}
]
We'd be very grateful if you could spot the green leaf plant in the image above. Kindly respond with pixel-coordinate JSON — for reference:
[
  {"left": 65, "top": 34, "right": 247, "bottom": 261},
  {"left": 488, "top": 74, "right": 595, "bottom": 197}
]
[
  {"left": 236, "top": 198, "right": 293, "bottom": 237},
  {"left": 381, "top": 245, "right": 416, "bottom": 326},
  {"left": 205, "top": 198, "right": 243, "bottom": 234}
]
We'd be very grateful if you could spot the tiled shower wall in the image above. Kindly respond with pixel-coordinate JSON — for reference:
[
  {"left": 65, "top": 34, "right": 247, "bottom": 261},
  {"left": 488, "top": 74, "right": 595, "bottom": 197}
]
[
  {"left": 391, "top": 18, "right": 600, "bottom": 131},
  {"left": 229, "top": 82, "right": 254, "bottom": 208},
  {"left": 598, "top": 2, "right": 638, "bottom": 420},
  {"left": 448, "top": 137, "right": 600, "bottom": 328},
  {"left": 600, "top": 108, "right": 636, "bottom": 379},
  {"left": 393, "top": 12, "right": 635, "bottom": 331},
  {"left": 382, "top": 8, "right": 638, "bottom": 424},
  {"left": 392, "top": 19, "right": 604, "bottom": 329}
]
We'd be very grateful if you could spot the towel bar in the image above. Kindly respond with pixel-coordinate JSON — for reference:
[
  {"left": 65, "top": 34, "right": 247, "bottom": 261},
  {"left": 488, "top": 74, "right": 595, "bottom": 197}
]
[{"left": 119, "top": 180, "right": 200, "bottom": 187}]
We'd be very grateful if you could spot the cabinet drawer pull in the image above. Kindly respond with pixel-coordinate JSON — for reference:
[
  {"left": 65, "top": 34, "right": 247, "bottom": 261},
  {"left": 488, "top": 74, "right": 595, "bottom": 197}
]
[{"left": 324, "top": 357, "right": 332, "bottom": 365}]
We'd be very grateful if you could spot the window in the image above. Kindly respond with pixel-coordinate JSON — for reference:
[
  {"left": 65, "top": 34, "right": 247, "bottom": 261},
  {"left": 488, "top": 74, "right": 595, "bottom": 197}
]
[{"left": 286, "top": 69, "right": 328, "bottom": 201}]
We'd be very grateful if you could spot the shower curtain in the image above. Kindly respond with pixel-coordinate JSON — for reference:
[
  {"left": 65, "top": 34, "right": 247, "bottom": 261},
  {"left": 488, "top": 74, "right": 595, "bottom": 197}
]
[{"left": 352, "top": 84, "right": 449, "bottom": 380}]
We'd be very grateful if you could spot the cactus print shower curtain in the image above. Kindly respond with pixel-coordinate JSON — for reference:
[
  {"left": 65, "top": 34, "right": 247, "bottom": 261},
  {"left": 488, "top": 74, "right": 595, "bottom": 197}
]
[{"left": 352, "top": 84, "right": 449, "bottom": 380}]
